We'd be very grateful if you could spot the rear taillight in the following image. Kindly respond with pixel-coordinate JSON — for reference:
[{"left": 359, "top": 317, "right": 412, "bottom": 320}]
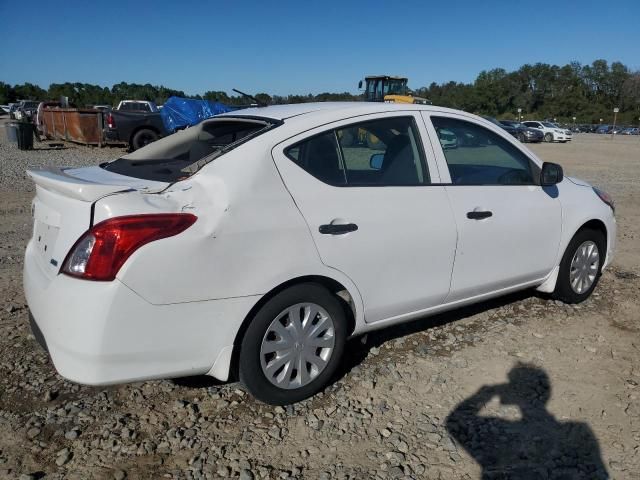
[
  {"left": 62, "top": 213, "right": 197, "bottom": 281},
  {"left": 106, "top": 113, "right": 115, "bottom": 128}
]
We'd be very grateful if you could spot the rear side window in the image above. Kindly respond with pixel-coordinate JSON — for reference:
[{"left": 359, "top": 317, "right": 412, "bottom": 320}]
[
  {"left": 431, "top": 116, "right": 535, "bottom": 185},
  {"left": 285, "top": 116, "right": 429, "bottom": 186}
]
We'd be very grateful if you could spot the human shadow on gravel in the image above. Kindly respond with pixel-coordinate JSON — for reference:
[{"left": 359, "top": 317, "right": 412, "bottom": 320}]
[{"left": 445, "top": 364, "right": 609, "bottom": 479}]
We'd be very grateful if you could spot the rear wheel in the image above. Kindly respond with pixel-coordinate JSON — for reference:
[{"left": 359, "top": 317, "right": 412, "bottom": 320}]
[
  {"left": 239, "top": 283, "right": 347, "bottom": 405},
  {"left": 552, "top": 228, "right": 605, "bottom": 303},
  {"left": 131, "top": 129, "right": 159, "bottom": 150},
  {"left": 518, "top": 132, "right": 526, "bottom": 142},
  {"left": 544, "top": 132, "right": 554, "bottom": 143}
]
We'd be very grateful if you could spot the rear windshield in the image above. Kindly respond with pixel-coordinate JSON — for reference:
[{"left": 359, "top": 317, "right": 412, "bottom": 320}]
[{"left": 102, "top": 117, "right": 278, "bottom": 182}]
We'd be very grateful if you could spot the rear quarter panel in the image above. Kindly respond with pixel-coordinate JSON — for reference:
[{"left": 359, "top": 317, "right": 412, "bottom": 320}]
[{"left": 101, "top": 137, "right": 364, "bottom": 324}]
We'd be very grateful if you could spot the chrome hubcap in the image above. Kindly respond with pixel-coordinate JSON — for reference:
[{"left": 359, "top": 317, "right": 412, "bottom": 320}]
[
  {"left": 569, "top": 241, "right": 599, "bottom": 294},
  {"left": 260, "top": 303, "right": 335, "bottom": 390}
]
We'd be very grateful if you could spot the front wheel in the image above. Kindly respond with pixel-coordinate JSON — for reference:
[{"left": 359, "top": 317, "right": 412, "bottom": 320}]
[
  {"left": 544, "top": 132, "right": 554, "bottom": 143},
  {"left": 552, "top": 229, "right": 605, "bottom": 303},
  {"left": 239, "top": 283, "right": 347, "bottom": 405},
  {"left": 518, "top": 133, "right": 526, "bottom": 143}
]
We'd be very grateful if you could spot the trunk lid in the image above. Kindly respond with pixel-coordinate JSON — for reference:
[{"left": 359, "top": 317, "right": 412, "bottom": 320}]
[{"left": 27, "top": 166, "right": 168, "bottom": 279}]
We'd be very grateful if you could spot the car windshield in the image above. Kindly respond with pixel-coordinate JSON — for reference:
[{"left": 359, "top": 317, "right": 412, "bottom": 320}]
[
  {"left": 102, "top": 117, "right": 279, "bottom": 182},
  {"left": 542, "top": 122, "right": 557, "bottom": 128}
]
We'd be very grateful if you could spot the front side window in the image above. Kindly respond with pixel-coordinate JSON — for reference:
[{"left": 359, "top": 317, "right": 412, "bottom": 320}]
[
  {"left": 431, "top": 116, "right": 535, "bottom": 185},
  {"left": 285, "top": 116, "right": 428, "bottom": 186}
]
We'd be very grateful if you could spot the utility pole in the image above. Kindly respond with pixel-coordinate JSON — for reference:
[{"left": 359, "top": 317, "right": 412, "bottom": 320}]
[{"left": 612, "top": 107, "right": 619, "bottom": 140}]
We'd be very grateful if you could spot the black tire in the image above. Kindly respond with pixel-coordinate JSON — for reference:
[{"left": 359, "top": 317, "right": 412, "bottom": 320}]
[
  {"left": 552, "top": 228, "right": 605, "bottom": 304},
  {"left": 239, "top": 283, "right": 347, "bottom": 405},
  {"left": 131, "top": 129, "right": 159, "bottom": 150},
  {"left": 544, "top": 132, "right": 554, "bottom": 143},
  {"left": 518, "top": 132, "right": 526, "bottom": 143}
]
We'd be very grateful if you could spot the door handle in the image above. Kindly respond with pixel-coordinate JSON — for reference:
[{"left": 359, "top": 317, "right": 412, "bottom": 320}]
[
  {"left": 319, "top": 223, "right": 358, "bottom": 235},
  {"left": 466, "top": 210, "right": 492, "bottom": 220}
]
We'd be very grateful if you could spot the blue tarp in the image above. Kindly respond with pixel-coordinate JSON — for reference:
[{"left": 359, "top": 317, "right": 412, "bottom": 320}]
[{"left": 160, "top": 97, "right": 235, "bottom": 133}]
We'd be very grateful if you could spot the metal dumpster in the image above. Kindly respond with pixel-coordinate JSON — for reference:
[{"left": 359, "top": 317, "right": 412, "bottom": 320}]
[{"left": 41, "top": 108, "right": 105, "bottom": 146}]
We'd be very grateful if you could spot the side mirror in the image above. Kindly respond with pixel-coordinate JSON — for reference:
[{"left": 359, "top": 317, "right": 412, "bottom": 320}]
[
  {"left": 370, "top": 153, "right": 384, "bottom": 170},
  {"left": 540, "top": 162, "right": 563, "bottom": 186},
  {"left": 358, "top": 80, "right": 363, "bottom": 90}
]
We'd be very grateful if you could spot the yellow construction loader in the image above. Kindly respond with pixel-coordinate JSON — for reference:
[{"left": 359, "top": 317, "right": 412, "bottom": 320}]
[{"left": 359, "top": 75, "right": 431, "bottom": 105}]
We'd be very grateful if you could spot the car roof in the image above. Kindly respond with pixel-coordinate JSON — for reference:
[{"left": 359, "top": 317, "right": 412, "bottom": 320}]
[{"left": 220, "top": 102, "right": 462, "bottom": 122}]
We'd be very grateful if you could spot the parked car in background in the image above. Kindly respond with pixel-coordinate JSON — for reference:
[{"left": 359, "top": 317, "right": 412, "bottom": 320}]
[
  {"left": 522, "top": 121, "right": 572, "bottom": 143},
  {"left": 24, "top": 102, "right": 616, "bottom": 405},
  {"left": 13, "top": 100, "right": 40, "bottom": 121},
  {"left": 0, "top": 105, "right": 10, "bottom": 114},
  {"left": 483, "top": 116, "right": 519, "bottom": 138},
  {"left": 104, "top": 107, "right": 167, "bottom": 150},
  {"left": 610, "top": 126, "right": 625, "bottom": 135},
  {"left": 499, "top": 120, "right": 544, "bottom": 143},
  {"left": 484, "top": 116, "right": 542, "bottom": 143},
  {"left": 8, "top": 103, "right": 20, "bottom": 119},
  {"left": 116, "top": 100, "right": 159, "bottom": 113},
  {"left": 621, "top": 127, "right": 639, "bottom": 135},
  {"left": 437, "top": 128, "right": 458, "bottom": 148},
  {"left": 595, "top": 125, "right": 609, "bottom": 134}
]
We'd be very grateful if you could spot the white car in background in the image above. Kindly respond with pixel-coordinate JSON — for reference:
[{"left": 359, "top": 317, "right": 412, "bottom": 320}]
[
  {"left": 24, "top": 102, "right": 615, "bottom": 405},
  {"left": 522, "top": 121, "right": 572, "bottom": 143}
]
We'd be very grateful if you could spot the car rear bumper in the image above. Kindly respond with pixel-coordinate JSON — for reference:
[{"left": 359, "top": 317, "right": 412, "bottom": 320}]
[{"left": 24, "top": 241, "right": 259, "bottom": 385}]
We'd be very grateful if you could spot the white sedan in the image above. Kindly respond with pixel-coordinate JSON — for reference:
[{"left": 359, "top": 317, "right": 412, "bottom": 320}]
[
  {"left": 522, "top": 120, "right": 572, "bottom": 143},
  {"left": 24, "top": 103, "right": 616, "bottom": 404}
]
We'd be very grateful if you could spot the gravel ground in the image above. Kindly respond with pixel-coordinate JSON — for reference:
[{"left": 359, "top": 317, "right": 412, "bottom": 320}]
[{"left": 0, "top": 118, "right": 639, "bottom": 479}]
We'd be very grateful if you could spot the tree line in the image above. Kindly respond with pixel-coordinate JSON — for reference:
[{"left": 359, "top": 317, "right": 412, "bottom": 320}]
[
  {"left": 415, "top": 60, "right": 640, "bottom": 124},
  {"left": 1, "top": 59, "right": 638, "bottom": 124}
]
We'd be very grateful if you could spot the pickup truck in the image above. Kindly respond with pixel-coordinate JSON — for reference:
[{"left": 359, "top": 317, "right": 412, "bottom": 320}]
[
  {"left": 115, "top": 100, "right": 159, "bottom": 113},
  {"left": 104, "top": 109, "right": 167, "bottom": 151}
]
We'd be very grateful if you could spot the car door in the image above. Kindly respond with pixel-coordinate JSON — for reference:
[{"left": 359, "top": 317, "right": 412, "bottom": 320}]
[
  {"left": 423, "top": 112, "right": 562, "bottom": 302},
  {"left": 272, "top": 113, "right": 458, "bottom": 323}
]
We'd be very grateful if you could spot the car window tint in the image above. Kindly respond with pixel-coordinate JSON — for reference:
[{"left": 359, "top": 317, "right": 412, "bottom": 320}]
[
  {"left": 431, "top": 116, "right": 534, "bottom": 185},
  {"left": 286, "top": 131, "right": 347, "bottom": 185},
  {"left": 337, "top": 117, "right": 427, "bottom": 185},
  {"left": 285, "top": 116, "right": 428, "bottom": 187}
]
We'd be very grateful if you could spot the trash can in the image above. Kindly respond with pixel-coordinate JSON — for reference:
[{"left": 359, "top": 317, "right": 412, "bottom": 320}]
[
  {"left": 16, "top": 122, "right": 34, "bottom": 150},
  {"left": 4, "top": 123, "right": 18, "bottom": 144}
]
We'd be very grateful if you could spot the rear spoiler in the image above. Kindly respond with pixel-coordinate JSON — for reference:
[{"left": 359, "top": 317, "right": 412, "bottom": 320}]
[{"left": 27, "top": 166, "right": 166, "bottom": 202}]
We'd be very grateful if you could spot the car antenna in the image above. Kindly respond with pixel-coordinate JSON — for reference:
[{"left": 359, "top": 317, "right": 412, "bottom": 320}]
[{"left": 232, "top": 88, "right": 267, "bottom": 107}]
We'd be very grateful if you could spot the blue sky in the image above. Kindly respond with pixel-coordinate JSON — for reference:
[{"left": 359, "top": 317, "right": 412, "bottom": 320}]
[{"left": 1, "top": 0, "right": 638, "bottom": 96}]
